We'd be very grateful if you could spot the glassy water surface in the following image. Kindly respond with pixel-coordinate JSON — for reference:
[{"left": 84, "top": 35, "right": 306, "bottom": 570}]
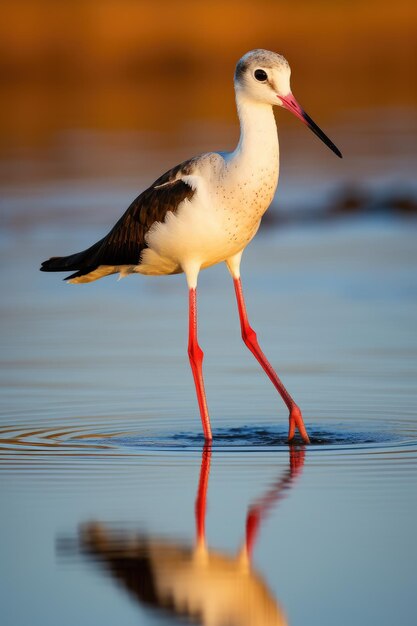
[{"left": 1, "top": 117, "right": 417, "bottom": 626}]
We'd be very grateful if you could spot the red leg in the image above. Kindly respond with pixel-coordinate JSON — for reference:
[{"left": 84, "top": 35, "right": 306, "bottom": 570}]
[
  {"left": 188, "top": 287, "right": 212, "bottom": 441},
  {"left": 195, "top": 443, "right": 212, "bottom": 544},
  {"left": 233, "top": 277, "right": 310, "bottom": 444},
  {"left": 245, "top": 446, "right": 306, "bottom": 558}
]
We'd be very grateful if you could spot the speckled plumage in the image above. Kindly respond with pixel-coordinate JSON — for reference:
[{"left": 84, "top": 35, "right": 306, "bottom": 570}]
[{"left": 235, "top": 49, "right": 289, "bottom": 82}]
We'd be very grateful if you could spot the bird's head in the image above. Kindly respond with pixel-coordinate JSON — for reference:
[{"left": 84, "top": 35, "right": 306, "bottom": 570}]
[
  {"left": 235, "top": 49, "right": 292, "bottom": 105},
  {"left": 235, "top": 49, "right": 342, "bottom": 158}
]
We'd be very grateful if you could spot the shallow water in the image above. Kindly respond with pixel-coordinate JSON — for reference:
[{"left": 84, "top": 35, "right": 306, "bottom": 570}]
[{"left": 1, "top": 119, "right": 417, "bottom": 625}]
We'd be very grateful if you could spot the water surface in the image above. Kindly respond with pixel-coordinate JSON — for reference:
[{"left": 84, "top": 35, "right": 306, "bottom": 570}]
[{"left": 1, "top": 119, "right": 417, "bottom": 625}]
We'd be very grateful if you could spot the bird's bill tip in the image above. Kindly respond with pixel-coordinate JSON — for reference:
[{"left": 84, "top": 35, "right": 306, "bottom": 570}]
[{"left": 279, "top": 93, "right": 342, "bottom": 158}]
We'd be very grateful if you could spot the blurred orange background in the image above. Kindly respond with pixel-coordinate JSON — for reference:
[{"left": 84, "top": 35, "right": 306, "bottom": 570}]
[{"left": 0, "top": 0, "right": 416, "bottom": 152}]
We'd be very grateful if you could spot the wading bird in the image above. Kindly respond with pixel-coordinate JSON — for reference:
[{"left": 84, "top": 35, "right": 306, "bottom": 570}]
[{"left": 41, "top": 49, "right": 342, "bottom": 444}]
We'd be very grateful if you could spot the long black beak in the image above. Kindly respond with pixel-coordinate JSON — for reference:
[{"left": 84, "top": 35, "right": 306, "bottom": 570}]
[{"left": 279, "top": 93, "right": 342, "bottom": 158}]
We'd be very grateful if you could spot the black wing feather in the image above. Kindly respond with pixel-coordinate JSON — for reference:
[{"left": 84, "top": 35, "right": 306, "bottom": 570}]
[{"left": 40, "top": 160, "right": 196, "bottom": 280}]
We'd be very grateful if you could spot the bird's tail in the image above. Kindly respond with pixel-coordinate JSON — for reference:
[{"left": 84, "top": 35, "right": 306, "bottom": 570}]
[
  {"left": 40, "top": 238, "right": 109, "bottom": 282},
  {"left": 40, "top": 253, "right": 83, "bottom": 272}
]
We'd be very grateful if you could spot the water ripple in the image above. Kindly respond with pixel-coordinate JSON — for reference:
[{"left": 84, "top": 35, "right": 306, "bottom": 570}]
[{"left": 1, "top": 418, "right": 416, "bottom": 461}]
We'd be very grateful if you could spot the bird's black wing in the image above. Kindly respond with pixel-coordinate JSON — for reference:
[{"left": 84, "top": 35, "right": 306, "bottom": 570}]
[{"left": 40, "top": 160, "right": 196, "bottom": 281}]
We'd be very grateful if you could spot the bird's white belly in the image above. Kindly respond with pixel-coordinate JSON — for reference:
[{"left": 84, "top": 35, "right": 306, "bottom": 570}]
[{"left": 137, "top": 169, "right": 276, "bottom": 276}]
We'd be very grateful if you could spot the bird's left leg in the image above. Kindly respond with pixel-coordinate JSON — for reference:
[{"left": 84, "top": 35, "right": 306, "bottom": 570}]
[
  {"left": 184, "top": 263, "right": 213, "bottom": 441},
  {"left": 226, "top": 253, "right": 310, "bottom": 444}
]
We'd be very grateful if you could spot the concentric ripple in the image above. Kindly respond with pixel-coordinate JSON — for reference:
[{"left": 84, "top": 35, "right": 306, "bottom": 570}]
[{"left": 1, "top": 417, "right": 416, "bottom": 461}]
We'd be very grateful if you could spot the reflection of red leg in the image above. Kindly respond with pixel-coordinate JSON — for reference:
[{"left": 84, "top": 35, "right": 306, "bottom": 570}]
[
  {"left": 188, "top": 288, "right": 212, "bottom": 441},
  {"left": 246, "top": 509, "right": 261, "bottom": 560},
  {"left": 289, "top": 445, "right": 306, "bottom": 477},
  {"left": 233, "top": 278, "right": 310, "bottom": 444},
  {"left": 195, "top": 444, "right": 212, "bottom": 544},
  {"left": 245, "top": 446, "right": 306, "bottom": 559}
]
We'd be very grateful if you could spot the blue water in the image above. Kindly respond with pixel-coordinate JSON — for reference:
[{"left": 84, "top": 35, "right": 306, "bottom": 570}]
[{"left": 1, "top": 128, "right": 417, "bottom": 625}]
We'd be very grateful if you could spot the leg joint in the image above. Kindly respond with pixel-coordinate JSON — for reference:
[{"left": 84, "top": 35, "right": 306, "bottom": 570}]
[
  {"left": 242, "top": 323, "right": 257, "bottom": 347},
  {"left": 188, "top": 340, "right": 204, "bottom": 365}
]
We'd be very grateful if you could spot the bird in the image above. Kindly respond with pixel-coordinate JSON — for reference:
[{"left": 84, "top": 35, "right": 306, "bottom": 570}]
[
  {"left": 77, "top": 445, "right": 305, "bottom": 626},
  {"left": 40, "top": 49, "right": 342, "bottom": 444}
]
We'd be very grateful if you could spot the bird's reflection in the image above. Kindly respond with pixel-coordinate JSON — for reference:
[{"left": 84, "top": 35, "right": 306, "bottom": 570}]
[{"left": 78, "top": 446, "right": 305, "bottom": 625}]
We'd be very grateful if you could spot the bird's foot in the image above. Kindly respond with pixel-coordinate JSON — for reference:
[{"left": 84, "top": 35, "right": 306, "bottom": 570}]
[{"left": 288, "top": 405, "right": 310, "bottom": 444}]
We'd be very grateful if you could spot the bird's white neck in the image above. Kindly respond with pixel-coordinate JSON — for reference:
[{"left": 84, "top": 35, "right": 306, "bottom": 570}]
[{"left": 231, "top": 93, "right": 279, "bottom": 178}]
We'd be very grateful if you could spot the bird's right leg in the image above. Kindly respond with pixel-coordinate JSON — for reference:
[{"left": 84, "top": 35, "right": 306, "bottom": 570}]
[
  {"left": 226, "top": 253, "right": 310, "bottom": 444},
  {"left": 186, "top": 270, "right": 212, "bottom": 441}
]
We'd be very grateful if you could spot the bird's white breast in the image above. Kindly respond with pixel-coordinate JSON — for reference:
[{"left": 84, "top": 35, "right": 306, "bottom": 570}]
[{"left": 137, "top": 150, "right": 278, "bottom": 277}]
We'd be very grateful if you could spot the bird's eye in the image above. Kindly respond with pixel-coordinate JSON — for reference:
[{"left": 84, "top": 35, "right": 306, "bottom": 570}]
[{"left": 254, "top": 69, "right": 268, "bottom": 82}]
